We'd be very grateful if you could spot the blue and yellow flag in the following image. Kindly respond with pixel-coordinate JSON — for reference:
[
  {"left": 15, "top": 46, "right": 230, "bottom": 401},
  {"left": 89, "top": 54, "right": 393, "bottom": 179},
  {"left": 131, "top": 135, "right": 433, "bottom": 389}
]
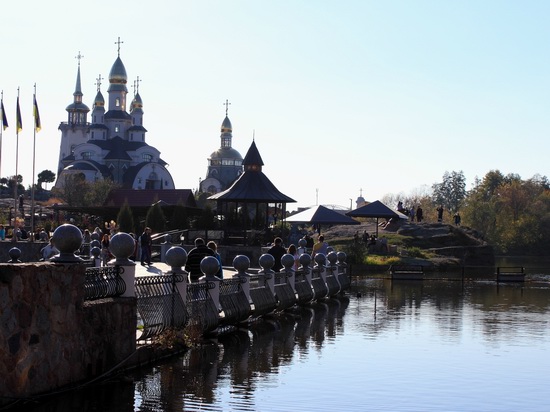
[
  {"left": 16, "top": 96, "right": 22, "bottom": 133},
  {"left": 33, "top": 95, "right": 41, "bottom": 132},
  {"left": 0, "top": 99, "right": 7, "bottom": 130}
]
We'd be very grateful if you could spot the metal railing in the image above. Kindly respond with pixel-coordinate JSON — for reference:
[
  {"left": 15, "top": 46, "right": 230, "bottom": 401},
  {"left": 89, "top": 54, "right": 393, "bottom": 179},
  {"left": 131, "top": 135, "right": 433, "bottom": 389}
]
[
  {"left": 135, "top": 274, "right": 188, "bottom": 341},
  {"left": 84, "top": 266, "right": 126, "bottom": 300}
]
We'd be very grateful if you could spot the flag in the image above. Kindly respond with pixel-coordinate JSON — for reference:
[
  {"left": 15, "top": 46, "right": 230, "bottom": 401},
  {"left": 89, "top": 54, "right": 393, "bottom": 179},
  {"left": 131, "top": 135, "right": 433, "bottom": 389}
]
[
  {"left": 16, "top": 96, "right": 22, "bottom": 133},
  {"left": 0, "top": 99, "right": 7, "bottom": 130},
  {"left": 33, "top": 95, "right": 41, "bottom": 132}
]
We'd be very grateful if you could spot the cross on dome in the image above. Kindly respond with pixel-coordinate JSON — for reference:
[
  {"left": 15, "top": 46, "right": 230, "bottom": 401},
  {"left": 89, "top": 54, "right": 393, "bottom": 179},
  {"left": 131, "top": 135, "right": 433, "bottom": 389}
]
[
  {"left": 224, "top": 99, "right": 231, "bottom": 116},
  {"left": 114, "top": 36, "right": 124, "bottom": 57}
]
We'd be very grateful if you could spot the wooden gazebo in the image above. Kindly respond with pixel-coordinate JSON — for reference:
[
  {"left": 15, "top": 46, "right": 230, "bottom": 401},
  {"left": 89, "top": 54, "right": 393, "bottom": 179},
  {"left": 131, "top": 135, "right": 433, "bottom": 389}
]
[{"left": 208, "top": 140, "right": 295, "bottom": 245}]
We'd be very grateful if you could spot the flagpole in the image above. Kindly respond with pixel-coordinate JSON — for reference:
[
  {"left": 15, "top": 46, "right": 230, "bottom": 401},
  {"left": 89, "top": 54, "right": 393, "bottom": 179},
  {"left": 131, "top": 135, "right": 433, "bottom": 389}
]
[
  {"left": 30, "top": 84, "right": 37, "bottom": 241},
  {"left": 0, "top": 90, "right": 4, "bottom": 180},
  {"left": 13, "top": 88, "right": 20, "bottom": 242}
]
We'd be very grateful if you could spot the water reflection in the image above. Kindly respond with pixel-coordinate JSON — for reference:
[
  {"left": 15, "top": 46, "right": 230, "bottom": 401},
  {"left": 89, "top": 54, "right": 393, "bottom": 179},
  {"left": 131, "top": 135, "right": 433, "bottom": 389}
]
[{"left": 18, "top": 277, "right": 550, "bottom": 412}]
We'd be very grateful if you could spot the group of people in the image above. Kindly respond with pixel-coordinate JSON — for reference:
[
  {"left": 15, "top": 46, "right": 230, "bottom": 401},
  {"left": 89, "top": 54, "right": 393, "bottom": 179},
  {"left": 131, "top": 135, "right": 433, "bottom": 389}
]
[{"left": 267, "top": 234, "right": 329, "bottom": 272}]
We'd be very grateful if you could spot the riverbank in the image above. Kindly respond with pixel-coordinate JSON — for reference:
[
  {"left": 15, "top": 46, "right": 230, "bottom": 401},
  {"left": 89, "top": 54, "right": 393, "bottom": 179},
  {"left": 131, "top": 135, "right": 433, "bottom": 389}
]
[{"left": 323, "top": 220, "right": 495, "bottom": 268}]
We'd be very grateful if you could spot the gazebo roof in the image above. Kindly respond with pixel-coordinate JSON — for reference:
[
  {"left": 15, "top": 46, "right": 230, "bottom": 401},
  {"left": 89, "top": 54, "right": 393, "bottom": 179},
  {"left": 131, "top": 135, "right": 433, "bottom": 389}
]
[{"left": 208, "top": 140, "right": 295, "bottom": 204}]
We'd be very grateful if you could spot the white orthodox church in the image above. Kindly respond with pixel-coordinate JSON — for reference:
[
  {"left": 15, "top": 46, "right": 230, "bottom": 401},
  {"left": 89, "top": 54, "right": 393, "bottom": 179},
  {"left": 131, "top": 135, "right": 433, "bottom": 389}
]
[
  {"left": 55, "top": 48, "right": 175, "bottom": 191},
  {"left": 199, "top": 101, "right": 244, "bottom": 194}
]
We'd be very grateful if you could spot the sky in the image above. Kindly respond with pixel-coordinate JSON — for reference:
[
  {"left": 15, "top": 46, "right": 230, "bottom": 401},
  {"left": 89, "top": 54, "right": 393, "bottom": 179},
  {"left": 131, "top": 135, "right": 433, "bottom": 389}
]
[{"left": 1, "top": 1, "right": 549, "bottom": 212}]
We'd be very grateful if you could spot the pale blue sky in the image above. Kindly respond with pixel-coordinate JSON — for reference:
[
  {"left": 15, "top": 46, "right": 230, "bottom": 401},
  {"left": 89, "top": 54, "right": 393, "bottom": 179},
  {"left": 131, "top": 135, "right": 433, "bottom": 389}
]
[{"left": 1, "top": 1, "right": 549, "bottom": 210}]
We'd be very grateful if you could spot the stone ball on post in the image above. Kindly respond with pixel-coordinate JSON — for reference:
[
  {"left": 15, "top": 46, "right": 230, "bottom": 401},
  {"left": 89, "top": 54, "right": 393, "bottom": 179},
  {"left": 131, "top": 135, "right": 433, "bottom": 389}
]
[
  {"left": 281, "top": 253, "right": 295, "bottom": 270},
  {"left": 233, "top": 255, "right": 250, "bottom": 275},
  {"left": 327, "top": 251, "right": 338, "bottom": 266},
  {"left": 337, "top": 251, "right": 347, "bottom": 264},
  {"left": 314, "top": 252, "right": 326, "bottom": 267},
  {"left": 165, "top": 246, "right": 188, "bottom": 273},
  {"left": 201, "top": 255, "right": 221, "bottom": 279},
  {"left": 50, "top": 224, "right": 84, "bottom": 262},
  {"left": 299, "top": 253, "right": 311, "bottom": 268},
  {"left": 259, "top": 253, "right": 275, "bottom": 272},
  {"left": 109, "top": 232, "right": 136, "bottom": 265},
  {"left": 9, "top": 247, "right": 21, "bottom": 263}
]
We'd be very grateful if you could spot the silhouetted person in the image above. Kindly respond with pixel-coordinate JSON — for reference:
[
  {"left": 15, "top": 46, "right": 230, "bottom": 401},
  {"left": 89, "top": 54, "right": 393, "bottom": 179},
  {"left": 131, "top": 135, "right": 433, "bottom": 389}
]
[
  {"left": 268, "top": 237, "right": 286, "bottom": 272},
  {"left": 185, "top": 238, "right": 215, "bottom": 282}
]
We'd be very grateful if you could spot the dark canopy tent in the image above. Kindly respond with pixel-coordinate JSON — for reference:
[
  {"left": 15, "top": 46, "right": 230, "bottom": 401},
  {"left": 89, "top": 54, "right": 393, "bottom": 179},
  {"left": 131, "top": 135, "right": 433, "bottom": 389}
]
[
  {"left": 287, "top": 205, "right": 359, "bottom": 233},
  {"left": 208, "top": 141, "right": 295, "bottom": 245},
  {"left": 346, "top": 200, "right": 407, "bottom": 236}
]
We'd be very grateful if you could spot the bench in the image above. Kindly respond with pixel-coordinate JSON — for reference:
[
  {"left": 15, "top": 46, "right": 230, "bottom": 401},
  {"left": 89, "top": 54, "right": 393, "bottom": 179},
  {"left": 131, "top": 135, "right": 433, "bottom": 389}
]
[{"left": 389, "top": 264, "right": 424, "bottom": 280}]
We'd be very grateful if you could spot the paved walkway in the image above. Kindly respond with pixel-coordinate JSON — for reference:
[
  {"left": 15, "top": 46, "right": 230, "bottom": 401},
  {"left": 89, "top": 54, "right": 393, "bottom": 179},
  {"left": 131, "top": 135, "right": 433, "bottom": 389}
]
[{"left": 134, "top": 262, "right": 172, "bottom": 278}]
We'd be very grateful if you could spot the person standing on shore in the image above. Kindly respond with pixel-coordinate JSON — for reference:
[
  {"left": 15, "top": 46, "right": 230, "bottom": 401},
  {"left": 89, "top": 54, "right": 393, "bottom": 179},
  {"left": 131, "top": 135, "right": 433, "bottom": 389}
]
[
  {"left": 268, "top": 237, "right": 286, "bottom": 272},
  {"left": 312, "top": 235, "right": 329, "bottom": 259},
  {"left": 140, "top": 227, "right": 153, "bottom": 266},
  {"left": 185, "top": 238, "right": 215, "bottom": 282},
  {"left": 207, "top": 241, "right": 223, "bottom": 279}
]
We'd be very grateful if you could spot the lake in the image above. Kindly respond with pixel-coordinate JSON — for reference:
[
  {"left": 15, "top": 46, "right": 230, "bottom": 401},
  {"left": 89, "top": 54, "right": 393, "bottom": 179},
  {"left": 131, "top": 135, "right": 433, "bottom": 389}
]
[{"left": 18, "top": 261, "right": 550, "bottom": 412}]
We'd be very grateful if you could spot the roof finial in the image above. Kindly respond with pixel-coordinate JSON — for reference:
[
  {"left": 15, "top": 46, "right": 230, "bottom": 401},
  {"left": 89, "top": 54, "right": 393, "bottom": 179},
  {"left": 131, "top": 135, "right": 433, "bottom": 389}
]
[
  {"left": 253, "top": 129, "right": 255, "bottom": 141},
  {"left": 75, "top": 51, "right": 84, "bottom": 67},
  {"left": 95, "top": 74, "right": 103, "bottom": 92},
  {"left": 224, "top": 99, "right": 231, "bottom": 116},
  {"left": 114, "top": 36, "right": 124, "bottom": 57}
]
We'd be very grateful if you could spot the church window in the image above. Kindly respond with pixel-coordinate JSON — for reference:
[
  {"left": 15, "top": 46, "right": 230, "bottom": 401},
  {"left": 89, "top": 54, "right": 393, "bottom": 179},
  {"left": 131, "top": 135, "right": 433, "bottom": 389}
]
[
  {"left": 82, "top": 151, "right": 92, "bottom": 160},
  {"left": 222, "top": 136, "right": 231, "bottom": 148},
  {"left": 130, "top": 133, "right": 133, "bottom": 141},
  {"left": 235, "top": 160, "right": 242, "bottom": 166},
  {"left": 91, "top": 131, "right": 94, "bottom": 139},
  {"left": 222, "top": 159, "right": 234, "bottom": 166},
  {"left": 142, "top": 153, "right": 153, "bottom": 162},
  {"left": 115, "top": 125, "right": 120, "bottom": 133},
  {"left": 115, "top": 98, "right": 120, "bottom": 107},
  {"left": 70, "top": 144, "right": 76, "bottom": 154}
]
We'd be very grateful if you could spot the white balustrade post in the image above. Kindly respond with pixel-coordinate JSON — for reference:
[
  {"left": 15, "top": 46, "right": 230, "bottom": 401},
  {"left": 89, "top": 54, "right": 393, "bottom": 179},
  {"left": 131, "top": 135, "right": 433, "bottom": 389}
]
[
  {"left": 201, "top": 256, "right": 222, "bottom": 310},
  {"left": 258, "top": 253, "right": 276, "bottom": 295},
  {"left": 165, "top": 246, "right": 188, "bottom": 303},
  {"left": 108, "top": 232, "right": 137, "bottom": 298}
]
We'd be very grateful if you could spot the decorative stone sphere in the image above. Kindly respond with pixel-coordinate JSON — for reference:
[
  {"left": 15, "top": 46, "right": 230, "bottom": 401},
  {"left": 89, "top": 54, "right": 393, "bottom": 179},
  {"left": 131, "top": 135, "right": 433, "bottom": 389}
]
[
  {"left": 109, "top": 232, "right": 136, "bottom": 265},
  {"left": 327, "top": 251, "right": 338, "bottom": 265},
  {"left": 233, "top": 254, "right": 250, "bottom": 274},
  {"left": 91, "top": 246, "right": 101, "bottom": 259},
  {"left": 51, "top": 224, "right": 83, "bottom": 262},
  {"left": 326, "top": 246, "right": 334, "bottom": 254},
  {"left": 90, "top": 239, "right": 101, "bottom": 250},
  {"left": 298, "top": 238, "right": 307, "bottom": 249},
  {"left": 90, "top": 232, "right": 100, "bottom": 241},
  {"left": 201, "top": 255, "right": 221, "bottom": 278},
  {"left": 281, "top": 253, "right": 295, "bottom": 270},
  {"left": 314, "top": 252, "right": 326, "bottom": 266},
  {"left": 163, "top": 234, "right": 171, "bottom": 244},
  {"left": 9, "top": 247, "right": 21, "bottom": 263},
  {"left": 259, "top": 253, "right": 275, "bottom": 271},
  {"left": 337, "top": 251, "right": 347, "bottom": 264},
  {"left": 165, "top": 246, "right": 187, "bottom": 272},
  {"left": 299, "top": 253, "right": 311, "bottom": 268}
]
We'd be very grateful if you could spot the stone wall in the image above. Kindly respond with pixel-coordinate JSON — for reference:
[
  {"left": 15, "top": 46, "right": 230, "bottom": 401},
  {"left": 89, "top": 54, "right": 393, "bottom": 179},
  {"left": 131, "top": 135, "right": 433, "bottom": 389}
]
[{"left": 0, "top": 262, "right": 136, "bottom": 403}]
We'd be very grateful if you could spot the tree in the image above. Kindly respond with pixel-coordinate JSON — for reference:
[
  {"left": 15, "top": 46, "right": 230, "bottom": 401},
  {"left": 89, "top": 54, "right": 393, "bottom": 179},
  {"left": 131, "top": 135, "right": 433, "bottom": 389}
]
[
  {"left": 432, "top": 170, "right": 466, "bottom": 213},
  {"left": 54, "top": 175, "right": 119, "bottom": 207},
  {"left": 168, "top": 202, "right": 189, "bottom": 231},
  {"left": 37, "top": 170, "right": 56, "bottom": 190},
  {"left": 145, "top": 202, "right": 166, "bottom": 233},
  {"left": 117, "top": 201, "right": 135, "bottom": 234}
]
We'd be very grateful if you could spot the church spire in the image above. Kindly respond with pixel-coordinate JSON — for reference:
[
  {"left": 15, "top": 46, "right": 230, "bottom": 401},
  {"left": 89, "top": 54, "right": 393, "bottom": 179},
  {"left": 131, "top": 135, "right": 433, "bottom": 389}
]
[
  {"left": 65, "top": 51, "right": 89, "bottom": 125},
  {"left": 220, "top": 99, "right": 233, "bottom": 149}
]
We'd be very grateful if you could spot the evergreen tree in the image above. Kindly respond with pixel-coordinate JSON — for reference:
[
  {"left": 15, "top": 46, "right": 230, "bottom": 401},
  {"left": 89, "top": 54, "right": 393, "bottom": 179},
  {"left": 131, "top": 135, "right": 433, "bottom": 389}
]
[
  {"left": 117, "top": 201, "right": 135, "bottom": 234},
  {"left": 168, "top": 202, "right": 189, "bottom": 231},
  {"left": 145, "top": 202, "right": 166, "bottom": 233}
]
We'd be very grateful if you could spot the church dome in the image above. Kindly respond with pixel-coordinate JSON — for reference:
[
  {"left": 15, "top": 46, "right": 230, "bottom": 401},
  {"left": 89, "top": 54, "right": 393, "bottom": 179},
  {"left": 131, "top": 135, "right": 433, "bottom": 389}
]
[
  {"left": 109, "top": 57, "right": 127, "bottom": 84},
  {"left": 66, "top": 101, "right": 90, "bottom": 112},
  {"left": 131, "top": 92, "right": 143, "bottom": 111},
  {"left": 210, "top": 147, "right": 243, "bottom": 161},
  {"left": 221, "top": 116, "right": 232, "bottom": 133},
  {"left": 94, "top": 90, "right": 105, "bottom": 107}
]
